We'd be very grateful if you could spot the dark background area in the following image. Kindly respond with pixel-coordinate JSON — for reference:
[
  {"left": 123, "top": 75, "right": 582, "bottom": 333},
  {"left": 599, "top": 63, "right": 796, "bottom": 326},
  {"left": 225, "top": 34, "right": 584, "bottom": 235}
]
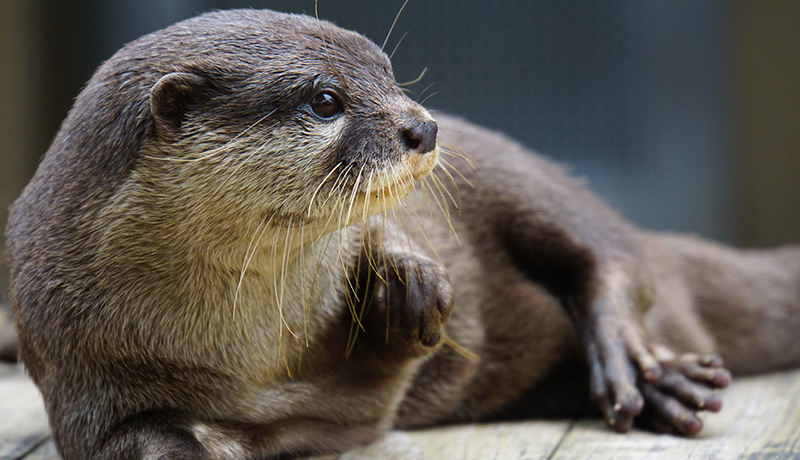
[{"left": 2, "top": 1, "right": 799, "bottom": 300}]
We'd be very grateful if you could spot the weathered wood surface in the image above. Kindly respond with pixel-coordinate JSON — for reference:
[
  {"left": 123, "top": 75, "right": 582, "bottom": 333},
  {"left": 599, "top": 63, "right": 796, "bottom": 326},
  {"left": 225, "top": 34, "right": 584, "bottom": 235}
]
[
  {"left": 2, "top": 362, "right": 799, "bottom": 460},
  {"left": 0, "top": 364, "right": 50, "bottom": 460}
]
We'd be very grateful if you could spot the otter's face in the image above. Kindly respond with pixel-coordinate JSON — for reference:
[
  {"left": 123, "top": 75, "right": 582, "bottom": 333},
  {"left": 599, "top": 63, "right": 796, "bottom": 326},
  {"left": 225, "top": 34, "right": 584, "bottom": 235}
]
[{"left": 142, "top": 9, "right": 439, "bottom": 237}]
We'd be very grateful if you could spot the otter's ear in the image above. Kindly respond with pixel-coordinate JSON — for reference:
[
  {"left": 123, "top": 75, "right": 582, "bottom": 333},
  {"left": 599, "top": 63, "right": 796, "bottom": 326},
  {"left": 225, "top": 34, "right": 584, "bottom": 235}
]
[{"left": 150, "top": 72, "right": 211, "bottom": 135}]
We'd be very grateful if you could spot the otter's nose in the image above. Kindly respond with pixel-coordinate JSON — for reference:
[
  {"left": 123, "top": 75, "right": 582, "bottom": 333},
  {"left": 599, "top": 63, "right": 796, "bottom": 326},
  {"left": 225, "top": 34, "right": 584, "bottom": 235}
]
[{"left": 402, "top": 120, "right": 438, "bottom": 154}]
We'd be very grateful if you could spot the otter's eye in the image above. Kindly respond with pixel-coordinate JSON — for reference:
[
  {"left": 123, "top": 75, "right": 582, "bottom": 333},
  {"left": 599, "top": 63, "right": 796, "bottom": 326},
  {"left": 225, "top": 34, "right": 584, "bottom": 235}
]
[{"left": 310, "top": 91, "right": 343, "bottom": 119}]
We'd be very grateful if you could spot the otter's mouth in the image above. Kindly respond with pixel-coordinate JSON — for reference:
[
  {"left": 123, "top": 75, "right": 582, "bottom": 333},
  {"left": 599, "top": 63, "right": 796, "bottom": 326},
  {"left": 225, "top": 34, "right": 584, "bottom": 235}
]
[
  {"left": 370, "top": 176, "right": 415, "bottom": 200},
  {"left": 363, "top": 145, "right": 440, "bottom": 202},
  {"left": 409, "top": 145, "right": 439, "bottom": 180}
]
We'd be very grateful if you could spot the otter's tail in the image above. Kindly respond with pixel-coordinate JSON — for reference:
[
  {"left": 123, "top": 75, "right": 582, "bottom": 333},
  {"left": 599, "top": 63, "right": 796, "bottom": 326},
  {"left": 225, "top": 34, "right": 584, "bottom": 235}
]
[{"left": 656, "top": 234, "right": 800, "bottom": 375}]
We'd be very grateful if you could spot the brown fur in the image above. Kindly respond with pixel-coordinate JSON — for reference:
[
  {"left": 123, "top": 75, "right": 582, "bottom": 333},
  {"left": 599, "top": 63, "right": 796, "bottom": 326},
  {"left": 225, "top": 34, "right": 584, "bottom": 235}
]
[{"left": 5, "top": 9, "right": 800, "bottom": 460}]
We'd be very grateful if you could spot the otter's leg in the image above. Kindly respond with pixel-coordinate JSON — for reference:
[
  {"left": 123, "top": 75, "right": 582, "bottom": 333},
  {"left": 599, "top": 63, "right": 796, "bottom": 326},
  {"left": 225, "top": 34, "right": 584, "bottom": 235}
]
[
  {"left": 571, "top": 269, "right": 733, "bottom": 434},
  {"left": 571, "top": 268, "right": 733, "bottom": 434},
  {"left": 501, "top": 217, "right": 651, "bottom": 431},
  {"left": 562, "top": 265, "right": 659, "bottom": 433},
  {"left": 567, "top": 268, "right": 732, "bottom": 435},
  {"left": 505, "top": 222, "right": 730, "bottom": 434}
]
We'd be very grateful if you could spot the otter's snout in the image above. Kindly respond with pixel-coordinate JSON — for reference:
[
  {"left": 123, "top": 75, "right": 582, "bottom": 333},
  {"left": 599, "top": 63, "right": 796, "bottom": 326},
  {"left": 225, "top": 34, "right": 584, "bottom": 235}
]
[{"left": 403, "top": 120, "right": 438, "bottom": 154}]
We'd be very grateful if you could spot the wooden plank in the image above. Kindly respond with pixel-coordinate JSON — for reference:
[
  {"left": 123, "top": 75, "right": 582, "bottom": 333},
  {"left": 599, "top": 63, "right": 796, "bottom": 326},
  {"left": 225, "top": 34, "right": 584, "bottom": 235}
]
[
  {"left": 4, "top": 364, "right": 800, "bottom": 459},
  {"left": 406, "top": 421, "right": 572, "bottom": 460},
  {"left": 313, "top": 370, "right": 800, "bottom": 460},
  {"left": 310, "top": 431, "right": 425, "bottom": 460},
  {"left": 310, "top": 421, "right": 572, "bottom": 460},
  {"left": 549, "top": 369, "right": 800, "bottom": 460},
  {"left": 17, "top": 439, "right": 60, "bottom": 460},
  {"left": 0, "top": 364, "right": 52, "bottom": 460}
]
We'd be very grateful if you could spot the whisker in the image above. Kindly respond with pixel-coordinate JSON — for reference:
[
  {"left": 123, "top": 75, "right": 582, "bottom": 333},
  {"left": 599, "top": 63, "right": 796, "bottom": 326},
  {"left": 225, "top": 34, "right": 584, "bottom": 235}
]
[
  {"left": 361, "top": 175, "right": 385, "bottom": 283},
  {"left": 434, "top": 157, "right": 464, "bottom": 195},
  {"left": 332, "top": 166, "right": 364, "bottom": 343},
  {"left": 388, "top": 30, "right": 410, "bottom": 62},
  {"left": 416, "top": 82, "right": 437, "bottom": 104},
  {"left": 320, "top": 163, "right": 354, "bottom": 210},
  {"left": 381, "top": 0, "right": 411, "bottom": 51},
  {"left": 439, "top": 145, "right": 477, "bottom": 185},
  {"left": 233, "top": 213, "right": 274, "bottom": 320},
  {"left": 399, "top": 175, "right": 432, "bottom": 268},
  {"left": 314, "top": 164, "right": 354, "bottom": 243},
  {"left": 307, "top": 162, "right": 343, "bottom": 217},
  {"left": 345, "top": 225, "right": 368, "bottom": 356},
  {"left": 279, "top": 219, "right": 299, "bottom": 340},
  {"left": 343, "top": 164, "right": 366, "bottom": 230},
  {"left": 419, "top": 89, "right": 441, "bottom": 106},
  {"left": 299, "top": 222, "right": 311, "bottom": 349},
  {"left": 428, "top": 165, "right": 459, "bottom": 208},
  {"left": 425, "top": 173, "right": 462, "bottom": 248},
  {"left": 442, "top": 335, "right": 479, "bottom": 361},
  {"left": 382, "top": 170, "right": 405, "bottom": 280},
  {"left": 442, "top": 146, "right": 477, "bottom": 169},
  {"left": 398, "top": 67, "right": 427, "bottom": 87}
]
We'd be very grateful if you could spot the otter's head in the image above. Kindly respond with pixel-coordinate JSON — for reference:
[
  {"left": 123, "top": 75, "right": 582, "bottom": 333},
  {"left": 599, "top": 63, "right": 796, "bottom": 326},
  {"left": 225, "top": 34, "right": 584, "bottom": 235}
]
[{"left": 89, "top": 9, "right": 439, "bottom": 247}]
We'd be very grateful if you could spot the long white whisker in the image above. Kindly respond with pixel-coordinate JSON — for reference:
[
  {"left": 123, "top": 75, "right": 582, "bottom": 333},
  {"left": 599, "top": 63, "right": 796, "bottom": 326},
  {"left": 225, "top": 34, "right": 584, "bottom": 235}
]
[
  {"left": 279, "top": 219, "right": 298, "bottom": 339},
  {"left": 233, "top": 214, "right": 274, "bottom": 319},
  {"left": 381, "top": 0, "right": 410, "bottom": 51},
  {"left": 419, "top": 90, "right": 441, "bottom": 106},
  {"left": 307, "top": 162, "right": 343, "bottom": 217},
  {"left": 415, "top": 82, "right": 437, "bottom": 104},
  {"left": 388, "top": 30, "right": 410, "bottom": 62},
  {"left": 314, "top": 164, "right": 354, "bottom": 244}
]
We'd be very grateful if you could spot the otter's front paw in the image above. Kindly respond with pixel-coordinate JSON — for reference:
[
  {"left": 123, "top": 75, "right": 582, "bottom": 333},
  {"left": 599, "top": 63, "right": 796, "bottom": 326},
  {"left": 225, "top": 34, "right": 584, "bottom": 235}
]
[
  {"left": 579, "top": 306, "right": 660, "bottom": 433},
  {"left": 641, "top": 354, "right": 732, "bottom": 436},
  {"left": 368, "top": 255, "right": 454, "bottom": 348}
]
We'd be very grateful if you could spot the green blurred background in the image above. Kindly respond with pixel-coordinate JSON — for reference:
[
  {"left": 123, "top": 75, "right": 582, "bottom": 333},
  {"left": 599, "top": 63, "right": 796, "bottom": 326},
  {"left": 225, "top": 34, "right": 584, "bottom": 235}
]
[{"left": 2, "top": 1, "right": 799, "bottom": 302}]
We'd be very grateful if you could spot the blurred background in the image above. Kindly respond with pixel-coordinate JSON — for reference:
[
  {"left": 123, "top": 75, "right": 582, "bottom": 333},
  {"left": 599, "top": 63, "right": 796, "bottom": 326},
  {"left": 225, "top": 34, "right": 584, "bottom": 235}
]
[{"left": 1, "top": 1, "right": 799, "bottom": 302}]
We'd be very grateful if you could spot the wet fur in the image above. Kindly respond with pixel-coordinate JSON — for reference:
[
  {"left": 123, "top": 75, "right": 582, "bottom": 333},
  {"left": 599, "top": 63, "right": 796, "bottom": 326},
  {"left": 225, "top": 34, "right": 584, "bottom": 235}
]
[{"left": 5, "top": 8, "right": 800, "bottom": 460}]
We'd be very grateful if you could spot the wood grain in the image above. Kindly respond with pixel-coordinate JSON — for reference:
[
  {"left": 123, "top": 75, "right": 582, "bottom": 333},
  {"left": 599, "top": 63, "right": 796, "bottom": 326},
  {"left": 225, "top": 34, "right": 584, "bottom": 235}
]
[
  {"left": 3, "top": 363, "right": 800, "bottom": 460},
  {"left": 314, "top": 369, "right": 800, "bottom": 460}
]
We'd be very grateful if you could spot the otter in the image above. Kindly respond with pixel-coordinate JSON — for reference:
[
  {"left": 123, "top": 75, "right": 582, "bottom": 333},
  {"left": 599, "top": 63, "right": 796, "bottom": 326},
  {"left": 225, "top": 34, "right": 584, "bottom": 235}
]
[{"left": 6, "top": 8, "right": 800, "bottom": 460}]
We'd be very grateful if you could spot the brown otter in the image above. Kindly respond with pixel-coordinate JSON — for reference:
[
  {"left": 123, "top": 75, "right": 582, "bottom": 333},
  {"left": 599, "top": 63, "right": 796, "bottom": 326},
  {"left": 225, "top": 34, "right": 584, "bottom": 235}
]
[{"left": 6, "top": 8, "right": 800, "bottom": 460}]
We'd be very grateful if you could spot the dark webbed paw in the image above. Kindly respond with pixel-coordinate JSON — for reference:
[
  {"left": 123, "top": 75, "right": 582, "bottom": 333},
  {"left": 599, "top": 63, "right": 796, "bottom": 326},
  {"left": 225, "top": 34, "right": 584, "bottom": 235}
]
[
  {"left": 584, "top": 320, "right": 659, "bottom": 433},
  {"left": 641, "top": 354, "right": 731, "bottom": 436},
  {"left": 367, "top": 255, "right": 454, "bottom": 348},
  {"left": 582, "top": 309, "right": 731, "bottom": 436},
  {"left": 575, "top": 288, "right": 661, "bottom": 433}
]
